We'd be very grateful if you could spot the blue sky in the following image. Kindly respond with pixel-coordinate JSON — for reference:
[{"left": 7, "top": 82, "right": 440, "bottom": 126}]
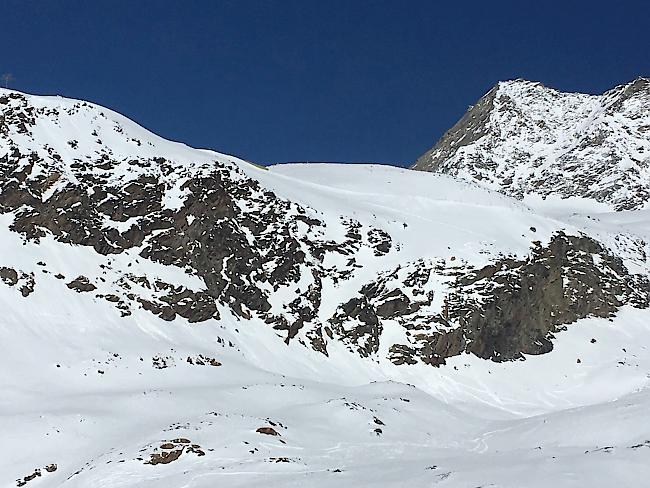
[{"left": 2, "top": 0, "right": 648, "bottom": 165}]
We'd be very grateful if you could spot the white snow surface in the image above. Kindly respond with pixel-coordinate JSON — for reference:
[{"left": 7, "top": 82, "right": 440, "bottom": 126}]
[{"left": 0, "top": 88, "right": 649, "bottom": 487}]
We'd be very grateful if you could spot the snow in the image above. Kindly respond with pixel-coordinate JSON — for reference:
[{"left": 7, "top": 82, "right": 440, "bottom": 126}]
[{"left": 1, "top": 88, "right": 650, "bottom": 487}]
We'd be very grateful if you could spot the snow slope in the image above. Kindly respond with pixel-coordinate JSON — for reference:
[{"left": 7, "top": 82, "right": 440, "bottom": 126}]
[{"left": 1, "top": 88, "right": 650, "bottom": 487}]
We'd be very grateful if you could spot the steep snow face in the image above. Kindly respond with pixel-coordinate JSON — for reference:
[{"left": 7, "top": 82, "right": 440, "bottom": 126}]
[
  {"left": 2, "top": 88, "right": 650, "bottom": 487},
  {"left": 413, "top": 78, "right": 650, "bottom": 210}
]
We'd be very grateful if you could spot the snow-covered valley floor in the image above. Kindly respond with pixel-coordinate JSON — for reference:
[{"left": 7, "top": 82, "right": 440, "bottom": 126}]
[{"left": 3, "top": 303, "right": 650, "bottom": 488}]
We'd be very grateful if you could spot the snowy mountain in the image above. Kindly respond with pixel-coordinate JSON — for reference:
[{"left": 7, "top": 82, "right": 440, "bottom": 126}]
[
  {"left": 413, "top": 78, "right": 650, "bottom": 211},
  {"left": 2, "top": 88, "right": 650, "bottom": 487}
]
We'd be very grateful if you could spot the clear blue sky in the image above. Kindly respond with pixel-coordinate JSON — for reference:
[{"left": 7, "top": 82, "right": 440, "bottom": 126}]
[{"left": 2, "top": 0, "right": 648, "bottom": 165}]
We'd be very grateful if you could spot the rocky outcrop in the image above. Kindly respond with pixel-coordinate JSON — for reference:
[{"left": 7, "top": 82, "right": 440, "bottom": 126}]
[
  {"left": 67, "top": 276, "right": 97, "bottom": 292},
  {"left": 0, "top": 266, "right": 35, "bottom": 297},
  {"left": 335, "top": 233, "right": 650, "bottom": 365},
  {"left": 451, "top": 233, "right": 650, "bottom": 361},
  {"left": 256, "top": 427, "right": 281, "bottom": 436},
  {"left": 144, "top": 439, "right": 205, "bottom": 465}
]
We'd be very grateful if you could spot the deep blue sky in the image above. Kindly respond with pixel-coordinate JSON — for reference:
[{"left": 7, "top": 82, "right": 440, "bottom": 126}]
[{"left": 2, "top": 0, "right": 648, "bottom": 165}]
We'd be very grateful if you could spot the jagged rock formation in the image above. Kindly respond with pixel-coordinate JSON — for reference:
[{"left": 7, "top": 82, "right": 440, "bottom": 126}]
[{"left": 413, "top": 78, "right": 650, "bottom": 210}]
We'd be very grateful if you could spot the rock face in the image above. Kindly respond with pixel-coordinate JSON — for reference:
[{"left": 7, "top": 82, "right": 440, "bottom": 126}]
[
  {"left": 336, "top": 233, "right": 650, "bottom": 365},
  {"left": 1, "top": 86, "right": 649, "bottom": 369},
  {"left": 413, "top": 78, "right": 650, "bottom": 210},
  {"left": 453, "top": 233, "right": 650, "bottom": 361}
]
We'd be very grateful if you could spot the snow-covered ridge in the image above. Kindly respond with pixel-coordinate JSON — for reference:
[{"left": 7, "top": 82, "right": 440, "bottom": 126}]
[{"left": 413, "top": 77, "right": 650, "bottom": 210}]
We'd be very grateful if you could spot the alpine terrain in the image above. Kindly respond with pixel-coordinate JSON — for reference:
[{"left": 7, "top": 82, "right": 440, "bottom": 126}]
[{"left": 1, "top": 80, "right": 650, "bottom": 487}]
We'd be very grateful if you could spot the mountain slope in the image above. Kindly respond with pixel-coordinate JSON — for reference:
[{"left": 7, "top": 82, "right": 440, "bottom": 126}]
[
  {"left": 2, "top": 88, "right": 650, "bottom": 487},
  {"left": 413, "top": 78, "right": 650, "bottom": 210}
]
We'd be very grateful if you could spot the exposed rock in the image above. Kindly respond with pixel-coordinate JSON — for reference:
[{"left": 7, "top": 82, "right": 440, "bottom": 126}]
[
  {"left": 387, "top": 344, "right": 418, "bottom": 365},
  {"left": 16, "top": 468, "right": 41, "bottom": 486},
  {"left": 0, "top": 266, "right": 18, "bottom": 286},
  {"left": 367, "top": 228, "right": 392, "bottom": 256},
  {"left": 375, "top": 289, "right": 417, "bottom": 318},
  {"left": 152, "top": 355, "right": 174, "bottom": 369},
  {"left": 144, "top": 439, "right": 204, "bottom": 465},
  {"left": 256, "top": 427, "right": 281, "bottom": 436},
  {"left": 337, "top": 233, "right": 650, "bottom": 365},
  {"left": 66, "top": 276, "right": 96, "bottom": 292},
  {"left": 146, "top": 449, "right": 183, "bottom": 465},
  {"left": 451, "top": 233, "right": 650, "bottom": 361},
  {"left": 2, "top": 269, "right": 38, "bottom": 297},
  {"left": 330, "top": 295, "right": 381, "bottom": 357},
  {"left": 269, "top": 457, "right": 292, "bottom": 463},
  {"left": 186, "top": 355, "right": 221, "bottom": 367}
]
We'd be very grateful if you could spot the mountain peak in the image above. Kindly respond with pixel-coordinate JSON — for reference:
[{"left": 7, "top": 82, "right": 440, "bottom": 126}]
[{"left": 413, "top": 77, "right": 650, "bottom": 210}]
